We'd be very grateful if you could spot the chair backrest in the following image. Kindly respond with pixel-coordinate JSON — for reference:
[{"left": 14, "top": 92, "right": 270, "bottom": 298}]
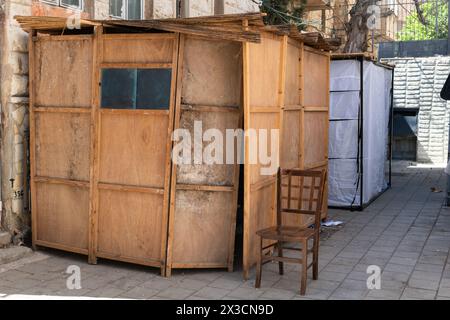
[{"left": 277, "top": 168, "right": 327, "bottom": 229}]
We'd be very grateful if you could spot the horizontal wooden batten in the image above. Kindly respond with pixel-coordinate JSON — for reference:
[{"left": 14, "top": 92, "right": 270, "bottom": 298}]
[
  {"left": 181, "top": 104, "right": 240, "bottom": 113},
  {"left": 96, "top": 251, "right": 162, "bottom": 268},
  {"left": 304, "top": 46, "right": 330, "bottom": 56},
  {"left": 176, "top": 184, "right": 235, "bottom": 192},
  {"left": 99, "top": 62, "right": 172, "bottom": 69},
  {"left": 304, "top": 160, "right": 328, "bottom": 170},
  {"left": 250, "top": 176, "right": 277, "bottom": 192},
  {"left": 34, "top": 35, "right": 94, "bottom": 42},
  {"left": 34, "top": 176, "right": 89, "bottom": 188},
  {"left": 102, "top": 33, "right": 177, "bottom": 40},
  {"left": 99, "top": 109, "right": 170, "bottom": 116},
  {"left": 171, "top": 262, "right": 228, "bottom": 269},
  {"left": 35, "top": 240, "right": 88, "bottom": 255},
  {"left": 250, "top": 106, "right": 279, "bottom": 113},
  {"left": 34, "top": 106, "right": 91, "bottom": 113},
  {"left": 304, "top": 106, "right": 328, "bottom": 112},
  {"left": 283, "top": 105, "right": 303, "bottom": 111},
  {"left": 98, "top": 183, "right": 165, "bottom": 195}
]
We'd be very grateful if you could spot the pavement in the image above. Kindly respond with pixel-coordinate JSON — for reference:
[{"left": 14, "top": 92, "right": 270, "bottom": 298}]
[{"left": 1, "top": 161, "right": 450, "bottom": 300}]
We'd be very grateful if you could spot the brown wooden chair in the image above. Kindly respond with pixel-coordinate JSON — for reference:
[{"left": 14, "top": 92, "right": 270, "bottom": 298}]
[{"left": 255, "top": 168, "right": 327, "bottom": 295}]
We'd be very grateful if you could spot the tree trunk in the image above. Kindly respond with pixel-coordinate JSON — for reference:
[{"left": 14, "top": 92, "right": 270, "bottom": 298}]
[{"left": 343, "top": 0, "right": 377, "bottom": 53}]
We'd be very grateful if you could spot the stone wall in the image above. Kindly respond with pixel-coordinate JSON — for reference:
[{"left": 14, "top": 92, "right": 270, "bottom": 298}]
[
  {"left": 382, "top": 56, "right": 450, "bottom": 164},
  {"left": 0, "top": 0, "right": 32, "bottom": 237}
]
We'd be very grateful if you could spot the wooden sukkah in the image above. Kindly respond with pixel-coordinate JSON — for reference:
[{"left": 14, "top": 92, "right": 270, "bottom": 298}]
[{"left": 17, "top": 13, "right": 332, "bottom": 278}]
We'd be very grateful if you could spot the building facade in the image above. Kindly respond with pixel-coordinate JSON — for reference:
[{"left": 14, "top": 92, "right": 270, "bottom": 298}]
[
  {"left": 0, "top": 0, "right": 259, "bottom": 240},
  {"left": 382, "top": 56, "right": 450, "bottom": 164}
]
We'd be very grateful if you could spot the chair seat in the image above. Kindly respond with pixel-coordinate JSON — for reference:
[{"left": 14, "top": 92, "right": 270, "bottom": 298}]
[{"left": 256, "top": 226, "right": 315, "bottom": 242}]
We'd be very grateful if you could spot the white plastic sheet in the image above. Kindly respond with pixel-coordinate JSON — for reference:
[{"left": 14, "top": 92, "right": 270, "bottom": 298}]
[{"left": 329, "top": 59, "right": 392, "bottom": 207}]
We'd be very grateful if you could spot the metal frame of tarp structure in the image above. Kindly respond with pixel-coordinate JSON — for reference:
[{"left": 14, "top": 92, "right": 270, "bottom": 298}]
[{"left": 328, "top": 54, "right": 394, "bottom": 211}]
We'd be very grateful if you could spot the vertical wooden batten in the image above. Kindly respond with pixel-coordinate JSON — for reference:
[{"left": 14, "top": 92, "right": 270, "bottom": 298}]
[
  {"left": 88, "top": 25, "right": 103, "bottom": 265},
  {"left": 29, "top": 29, "right": 37, "bottom": 250},
  {"left": 165, "top": 34, "right": 185, "bottom": 277}
]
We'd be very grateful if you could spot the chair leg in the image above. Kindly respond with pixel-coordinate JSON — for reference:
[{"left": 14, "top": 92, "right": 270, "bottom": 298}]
[
  {"left": 277, "top": 241, "right": 284, "bottom": 275},
  {"left": 313, "top": 236, "right": 319, "bottom": 280},
  {"left": 300, "top": 239, "right": 308, "bottom": 296},
  {"left": 255, "top": 237, "right": 262, "bottom": 289}
]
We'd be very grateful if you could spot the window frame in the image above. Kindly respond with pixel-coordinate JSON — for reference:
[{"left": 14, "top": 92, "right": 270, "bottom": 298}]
[
  {"left": 40, "top": 0, "right": 84, "bottom": 11},
  {"left": 100, "top": 67, "right": 173, "bottom": 110},
  {"left": 109, "top": 0, "right": 144, "bottom": 20}
]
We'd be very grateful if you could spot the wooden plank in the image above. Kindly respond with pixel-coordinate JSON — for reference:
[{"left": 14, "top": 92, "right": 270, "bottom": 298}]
[
  {"left": 29, "top": 30, "right": 38, "bottom": 249},
  {"left": 160, "top": 33, "right": 182, "bottom": 276},
  {"left": 89, "top": 25, "right": 103, "bottom": 264},
  {"left": 34, "top": 107, "right": 91, "bottom": 113},
  {"left": 181, "top": 104, "right": 240, "bottom": 113},
  {"left": 165, "top": 34, "right": 185, "bottom": 277},
  {"left": 96, "top": 251, "right": 162, "bottom": 268},
  {"left": 303, "top": 49, "right": 329, "bottom": 108},
  {"left": 102, "top": 33, "right": 177, "bottom": 40},
  {"left": 99, "top": 109, "right": 169, "bottom": 116},
  {"left": 34, "top": 177, "right": 89, "bottom": 188},
  {"left": 35, "top": 240, "right": 88, "bottom": 255},
  {"left": 98, "top": 183, "right": 165, "bottom": 195},
  {"left": 99, "top": 62, "right": 172, "bottom": 69},
  {"left": 176, "top": 184, "right": 234, "bottom": 192}
]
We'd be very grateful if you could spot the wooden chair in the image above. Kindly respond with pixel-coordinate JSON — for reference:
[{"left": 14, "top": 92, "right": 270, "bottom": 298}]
[{"left": 255, "top": 168, "right": 327, "bottom": 295}]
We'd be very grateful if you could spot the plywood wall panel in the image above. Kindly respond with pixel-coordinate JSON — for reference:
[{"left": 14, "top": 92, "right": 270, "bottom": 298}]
[
  {"left": 303, "top": 49, "right": 329, "bottom": 107},
  {"left": 103, "top": 37, "right": 174, "bottom": 64},
  {"left": 176, "top": 108, "right": 240, "bottom": 186},
  {"left": 36, "top": 183, "right": 89, "bottom": 250},
  {"left": 99, "top": 113, "right": 169, "bottom": 188},
  {"left": 34, "top": 38, "right": 93, "bottom": 108},
  {"left": 35, "top": 112, "right": 90, "bottom": 181},
  {"left": 172, "top": 190, "right": 234, "bottom": 265},
  {"left": 182, "top": 37, "right": 242, "bottom": 107},
  {"left": 97, "top": 190, "right": 164, "bottom": 262}
]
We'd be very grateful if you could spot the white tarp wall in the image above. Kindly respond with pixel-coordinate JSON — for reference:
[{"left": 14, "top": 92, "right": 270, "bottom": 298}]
[{"left": 329, "top": 59, "right": 392, "bottom": 207}]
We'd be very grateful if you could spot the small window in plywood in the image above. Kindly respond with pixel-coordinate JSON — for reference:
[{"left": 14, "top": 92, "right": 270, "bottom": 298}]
[{"left": 100, "top": 68, "right": 172, "bottom": 110}]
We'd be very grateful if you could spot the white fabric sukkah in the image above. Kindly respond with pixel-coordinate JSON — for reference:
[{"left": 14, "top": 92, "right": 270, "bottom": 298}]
[{"left": 328, "top": 60, "right": 392, "bottom": 207}]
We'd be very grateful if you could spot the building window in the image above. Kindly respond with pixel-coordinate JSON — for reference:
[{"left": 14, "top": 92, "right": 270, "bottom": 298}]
[
  {"left": 101, "top": 68, "right": 172, "bottom": 110},
  {"left": 110, "top": 0, "right": 143, "bottom": 19},
  {"left": 41, "top": 0, "right": 83, "bottom": 10}
]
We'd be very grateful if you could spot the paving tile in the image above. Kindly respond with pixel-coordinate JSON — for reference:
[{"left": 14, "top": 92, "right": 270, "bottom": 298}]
[
  {"left": 157, "top": 287, "right": 195, "bottom": 299},
  {"left": 227, "top": 287, "right": 264, "bottom": 300},
  {"left": 401, "top": 287, "right": 437, "bottom": 300},
  {"left": 195, "top": 286, "right": 231, "bottom": 299},
  {"left": 120, "top": 286, "right": 159, "bottom": 299}
]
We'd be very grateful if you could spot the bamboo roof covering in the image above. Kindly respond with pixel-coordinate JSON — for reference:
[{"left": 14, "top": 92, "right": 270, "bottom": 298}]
[{"left": 15, "top": 12, "right": 339, "bottom": 50}]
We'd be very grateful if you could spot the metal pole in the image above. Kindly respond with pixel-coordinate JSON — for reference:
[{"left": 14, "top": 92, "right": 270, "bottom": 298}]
[
  {"left": 359, "top": 57, "right": 364, "bottom": 211},
  {"left": 389, "top": 68, "right": 395, "bottom": 188}
]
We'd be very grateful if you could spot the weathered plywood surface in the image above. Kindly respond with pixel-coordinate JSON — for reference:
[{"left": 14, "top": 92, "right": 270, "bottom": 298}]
[
  {"left": 172, "top": 190, "right": 234, "bottom": 265},
  {"left": 247, "top": 36, "right": 281, "bottom": 108},
  {"left": 97, "top": 190, "right": 164, "bottom": 262},
  {"left": 176, "top": 108, "right": 240, "bottom": 186},
  {"left": 285, "top": 43, "right": 301, "bottom": 106},
  {"left": 99, "top": 113, "right": 169, "bottom": 187},
  {"left": 280, "top": 110, "right": 301, "bottom": 169},
  {"left": 36, "top": 183, "right": 89, "bottom": 250},
  {"left": 103, "top": 36, "right": 174, "bottom": 64},
  {"left": 35, "top": 112, "right": 90, "bottom": 181},
  {"left": 303, "top": 49, "right": 329, "bottom": 107},
  {"left": 35, "top": 38, "right": 93, "bottom": 108},
  {"left": 304, "top": 111, "right": 328, "bottom": 167},
  {"left": 182, "top": 37, "right": 242, "bottom": 107}
]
